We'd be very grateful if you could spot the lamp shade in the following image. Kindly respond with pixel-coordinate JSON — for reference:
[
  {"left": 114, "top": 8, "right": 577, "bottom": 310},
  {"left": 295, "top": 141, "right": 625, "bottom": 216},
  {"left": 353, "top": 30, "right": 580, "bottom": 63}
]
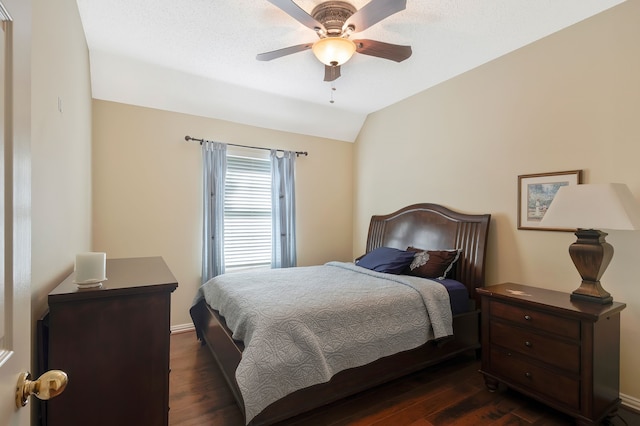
[
  {"left": 312, "top": 37, "right": 356, "bottom": 66},
  {"left": 540, "top": 183, "right": 640, "bottom": 230}
]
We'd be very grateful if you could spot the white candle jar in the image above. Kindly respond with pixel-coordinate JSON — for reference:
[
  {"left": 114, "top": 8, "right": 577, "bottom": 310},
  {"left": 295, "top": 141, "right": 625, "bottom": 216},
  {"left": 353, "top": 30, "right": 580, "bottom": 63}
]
[{"left": 75, "top": 252, "right": 107, "bottom": 284}]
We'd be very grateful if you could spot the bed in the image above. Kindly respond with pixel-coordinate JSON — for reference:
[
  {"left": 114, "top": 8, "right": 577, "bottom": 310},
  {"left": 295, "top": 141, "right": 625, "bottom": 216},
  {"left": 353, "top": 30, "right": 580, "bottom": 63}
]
[{"left": 190, "top": 203, "right": 491, "bottom": 425}]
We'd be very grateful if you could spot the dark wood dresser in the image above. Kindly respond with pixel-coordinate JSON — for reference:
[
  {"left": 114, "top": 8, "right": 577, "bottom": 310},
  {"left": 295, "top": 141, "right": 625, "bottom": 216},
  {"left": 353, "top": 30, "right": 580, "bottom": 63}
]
[
  {"left": 478, "top": 283, "right": 625, "bottom": 426},
  {"left": 42, "top": 256, "right": 178, "bottom": 426}
]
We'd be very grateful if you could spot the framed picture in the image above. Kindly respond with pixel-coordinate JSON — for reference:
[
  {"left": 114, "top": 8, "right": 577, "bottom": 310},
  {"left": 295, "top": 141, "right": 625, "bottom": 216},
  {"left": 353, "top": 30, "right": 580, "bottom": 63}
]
[{"left": 517, "top": 170, "right": 582, "bottom": 231}]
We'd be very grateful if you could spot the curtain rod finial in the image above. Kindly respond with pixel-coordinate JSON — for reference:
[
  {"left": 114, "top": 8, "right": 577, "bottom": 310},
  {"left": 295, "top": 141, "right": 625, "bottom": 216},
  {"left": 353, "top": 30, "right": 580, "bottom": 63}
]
[{"left": 185, "top": 135, "right": 191, "bottom": 141}]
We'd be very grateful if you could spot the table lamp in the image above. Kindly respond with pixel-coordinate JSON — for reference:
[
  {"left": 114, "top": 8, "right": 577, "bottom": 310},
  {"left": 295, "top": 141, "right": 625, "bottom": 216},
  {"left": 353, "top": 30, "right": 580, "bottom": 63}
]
[{"left": 540, "top": 183, "right": 640, "bottom": 304}]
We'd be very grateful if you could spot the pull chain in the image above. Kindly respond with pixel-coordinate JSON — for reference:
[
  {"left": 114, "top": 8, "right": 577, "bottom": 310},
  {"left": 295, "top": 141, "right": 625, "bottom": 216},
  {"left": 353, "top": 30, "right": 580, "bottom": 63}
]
[{"left": 329, "top": 82, "right": 336, "bottom": 104}]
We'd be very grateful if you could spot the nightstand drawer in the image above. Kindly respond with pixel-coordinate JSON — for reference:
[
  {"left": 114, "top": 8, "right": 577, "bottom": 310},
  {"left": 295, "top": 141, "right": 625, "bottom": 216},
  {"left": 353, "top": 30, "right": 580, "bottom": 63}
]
[
  {"left": 490, "top": 321, "right": 580, "bottom": 373},
  {"left": 490, "top": 347, "right": 580, "bottom": 410},
  {"left": 489, "top": 300, "right": 579, "bottom": 340}
]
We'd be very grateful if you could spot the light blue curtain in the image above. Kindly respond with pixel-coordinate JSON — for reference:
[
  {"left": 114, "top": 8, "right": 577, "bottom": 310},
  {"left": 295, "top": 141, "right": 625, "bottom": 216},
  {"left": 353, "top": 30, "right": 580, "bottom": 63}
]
[
  {"left": 271, "top": 150, "right": 297, "bottom": 268},
  {"left": 202, "top": 141, "right": 227, "bottom": 283}
]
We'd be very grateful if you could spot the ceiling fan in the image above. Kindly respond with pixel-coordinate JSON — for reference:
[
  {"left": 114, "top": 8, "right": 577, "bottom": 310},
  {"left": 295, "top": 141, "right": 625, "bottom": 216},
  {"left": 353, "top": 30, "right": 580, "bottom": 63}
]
[{"left": 257, "top": 0, "right": 412, "bottom": 82}]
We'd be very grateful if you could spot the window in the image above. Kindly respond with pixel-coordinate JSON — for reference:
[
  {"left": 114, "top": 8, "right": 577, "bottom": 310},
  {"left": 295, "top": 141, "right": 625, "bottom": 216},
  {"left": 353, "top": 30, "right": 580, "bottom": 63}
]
[{"left": 224, "top": 154, "right": 272, "bottom": 270}]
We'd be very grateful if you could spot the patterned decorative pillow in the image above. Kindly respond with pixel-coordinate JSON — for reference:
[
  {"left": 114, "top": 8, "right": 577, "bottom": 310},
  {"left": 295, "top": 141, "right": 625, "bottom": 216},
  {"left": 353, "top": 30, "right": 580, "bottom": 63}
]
[
  {"left": 406, "top": 247, "right": 461, "bottom": 280},
  {"left": 355, "top": 247, "right": 416, "bottom": 275}
]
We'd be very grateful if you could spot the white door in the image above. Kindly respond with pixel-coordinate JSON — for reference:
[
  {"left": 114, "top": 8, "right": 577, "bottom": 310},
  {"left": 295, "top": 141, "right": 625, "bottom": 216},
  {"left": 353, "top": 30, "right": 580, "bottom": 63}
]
[{"left": 0, "top": 0, "right": 32, "bottom": 424}]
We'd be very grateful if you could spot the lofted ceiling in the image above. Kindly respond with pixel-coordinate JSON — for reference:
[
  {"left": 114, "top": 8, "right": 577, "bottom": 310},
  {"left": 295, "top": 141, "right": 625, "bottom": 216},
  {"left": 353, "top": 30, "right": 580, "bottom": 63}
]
[{"left": 76, "top": 0, "right": 626, "bottom": 142}]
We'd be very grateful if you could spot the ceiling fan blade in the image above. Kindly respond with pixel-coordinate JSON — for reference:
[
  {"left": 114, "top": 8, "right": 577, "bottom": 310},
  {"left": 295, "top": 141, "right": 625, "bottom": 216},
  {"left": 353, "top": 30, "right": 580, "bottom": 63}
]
[
  {"left": 266, "top": 0, "right": 326, "bottom": 32},
  {"left": 354, "top": 39, "right": 412, "bottom": 62},
  {"left": 256, "top": 43, "right": 313, "bottom": 61},
  {"left": 344, "top": 0, "right": 407, "bottom": 32},
  {"left": 324, "top": 64, "right": 341, "bottom": 82}
]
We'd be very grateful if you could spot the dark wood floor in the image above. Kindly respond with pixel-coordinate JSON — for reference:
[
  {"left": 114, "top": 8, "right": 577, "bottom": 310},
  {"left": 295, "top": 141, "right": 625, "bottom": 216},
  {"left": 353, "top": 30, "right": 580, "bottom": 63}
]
[{"left": 169, "top": 331, "right": 639, "bottom": 426}]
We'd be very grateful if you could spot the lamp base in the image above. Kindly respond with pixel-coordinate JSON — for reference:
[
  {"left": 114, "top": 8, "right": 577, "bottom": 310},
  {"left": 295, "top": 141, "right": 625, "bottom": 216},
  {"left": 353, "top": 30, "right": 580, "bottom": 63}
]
[
  {"left": 568, "top": 229, "right": 614, "bottom": 305},
  {"left": 570, "top": 281, "right": 613, "bottom": 304}
]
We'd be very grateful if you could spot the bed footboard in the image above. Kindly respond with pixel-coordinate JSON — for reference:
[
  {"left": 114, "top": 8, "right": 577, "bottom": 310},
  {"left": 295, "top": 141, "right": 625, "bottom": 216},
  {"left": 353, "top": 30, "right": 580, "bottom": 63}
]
[{"left": 191, "top": 299, "right": 480, "bottom": 426}]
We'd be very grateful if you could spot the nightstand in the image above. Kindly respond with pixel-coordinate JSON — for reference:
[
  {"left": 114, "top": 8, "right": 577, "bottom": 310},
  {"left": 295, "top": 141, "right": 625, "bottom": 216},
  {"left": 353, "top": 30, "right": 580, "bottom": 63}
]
[
  {"left": 477, "top": 283, "right": 625, "bottom": 426},
  {"left": 42, "top": 256, "right": 178, "bottom": 426}
]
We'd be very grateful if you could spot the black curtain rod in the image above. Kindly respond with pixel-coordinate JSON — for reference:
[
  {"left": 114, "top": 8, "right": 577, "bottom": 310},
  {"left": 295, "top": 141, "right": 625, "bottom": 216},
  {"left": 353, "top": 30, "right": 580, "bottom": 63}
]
[{"left": 184, "top": 135, "right": 308, "bottom": 157}]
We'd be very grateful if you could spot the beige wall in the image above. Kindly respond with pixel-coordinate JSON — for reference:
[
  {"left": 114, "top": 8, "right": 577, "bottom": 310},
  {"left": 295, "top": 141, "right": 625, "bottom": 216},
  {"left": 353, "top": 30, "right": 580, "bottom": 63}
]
[
  {"left": 91, "top": 101, "right": 354, "bottom": 327},
  {"left": 354, "top": 0, "right": 640, "bottom": 404},
  {"left": 31, "top": 0, "right": 92, "bottom": 322}
]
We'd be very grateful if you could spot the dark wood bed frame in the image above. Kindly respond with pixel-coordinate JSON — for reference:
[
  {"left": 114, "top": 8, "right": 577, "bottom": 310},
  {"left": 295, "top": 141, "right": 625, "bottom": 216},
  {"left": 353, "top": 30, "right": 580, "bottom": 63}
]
[{"left": 190, "top": 203, "right": 491, "bottom": 425}]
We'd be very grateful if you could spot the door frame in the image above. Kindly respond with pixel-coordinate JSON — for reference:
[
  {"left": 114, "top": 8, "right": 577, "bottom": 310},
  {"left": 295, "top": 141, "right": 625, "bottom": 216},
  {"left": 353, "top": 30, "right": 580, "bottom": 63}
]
[{"left": 0, "top": 0, "right": 32, "bottom": 424}]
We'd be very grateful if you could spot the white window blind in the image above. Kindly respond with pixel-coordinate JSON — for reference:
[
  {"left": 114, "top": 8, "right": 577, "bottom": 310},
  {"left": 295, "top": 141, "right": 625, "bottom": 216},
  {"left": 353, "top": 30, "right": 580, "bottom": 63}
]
[{"left": 224, "top": 155, "right": 272, "bottom": 270}]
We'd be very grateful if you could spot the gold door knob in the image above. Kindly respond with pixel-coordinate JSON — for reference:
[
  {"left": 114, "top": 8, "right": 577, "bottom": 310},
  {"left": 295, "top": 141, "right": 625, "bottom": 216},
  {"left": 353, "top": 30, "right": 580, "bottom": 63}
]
[{"left": 15, "top": 370, "right": 68, "bottom": 408}]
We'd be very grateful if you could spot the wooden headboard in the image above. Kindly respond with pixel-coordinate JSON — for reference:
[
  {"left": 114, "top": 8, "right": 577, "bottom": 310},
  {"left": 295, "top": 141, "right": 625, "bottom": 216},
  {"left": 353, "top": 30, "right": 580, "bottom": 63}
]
[{"left": 366, "top": 203, "right": 491, "bottom": 300}]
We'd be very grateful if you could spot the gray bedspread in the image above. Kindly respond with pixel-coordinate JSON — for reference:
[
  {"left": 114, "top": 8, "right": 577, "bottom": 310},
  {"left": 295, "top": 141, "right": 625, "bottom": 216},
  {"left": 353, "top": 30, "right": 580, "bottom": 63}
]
[{"left": 193, "top": 261, "right": 453, "bottom": 424}]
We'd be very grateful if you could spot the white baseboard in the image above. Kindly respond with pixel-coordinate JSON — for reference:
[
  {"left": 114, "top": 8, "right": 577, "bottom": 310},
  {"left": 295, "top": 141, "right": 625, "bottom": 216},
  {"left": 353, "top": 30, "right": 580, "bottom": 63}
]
[
  {"left": 171, "top": 323, "right": 195, "bottom": 334},
  {"left": 621, "top": 392, "right": 640, "bottom": 412}
]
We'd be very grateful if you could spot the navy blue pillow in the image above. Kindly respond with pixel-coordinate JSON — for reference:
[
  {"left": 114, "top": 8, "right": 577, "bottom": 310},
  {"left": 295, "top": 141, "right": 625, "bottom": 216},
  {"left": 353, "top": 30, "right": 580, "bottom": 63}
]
[{"left": 355, "top": 247, "right": 416, "bottom": 274}]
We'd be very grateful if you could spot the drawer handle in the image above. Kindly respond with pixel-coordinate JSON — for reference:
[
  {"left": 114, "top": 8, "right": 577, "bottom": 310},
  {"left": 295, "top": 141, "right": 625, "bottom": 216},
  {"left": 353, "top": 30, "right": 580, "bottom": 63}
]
[
  {"left": 524, "top": 372, "right": 532, "bottom": 379},
  {"left": 524, "top": 315, "right": 532, "bottom": 321},
  {"left": 525, "top": 341, "right": 532, "bottom": 348}
]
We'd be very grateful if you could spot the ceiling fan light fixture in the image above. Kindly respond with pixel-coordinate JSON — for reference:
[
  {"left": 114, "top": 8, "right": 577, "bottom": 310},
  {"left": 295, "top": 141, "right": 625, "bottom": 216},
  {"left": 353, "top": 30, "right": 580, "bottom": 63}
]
[{"left": 312, "top": 37, "right": 356, "bottom": 66}]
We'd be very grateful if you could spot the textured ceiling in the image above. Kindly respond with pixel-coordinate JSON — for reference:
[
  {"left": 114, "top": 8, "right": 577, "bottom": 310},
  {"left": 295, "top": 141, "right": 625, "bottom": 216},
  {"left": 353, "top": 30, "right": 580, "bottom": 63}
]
[{"left": 76, "top": 0, "right": 626, "bottom": 142}]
